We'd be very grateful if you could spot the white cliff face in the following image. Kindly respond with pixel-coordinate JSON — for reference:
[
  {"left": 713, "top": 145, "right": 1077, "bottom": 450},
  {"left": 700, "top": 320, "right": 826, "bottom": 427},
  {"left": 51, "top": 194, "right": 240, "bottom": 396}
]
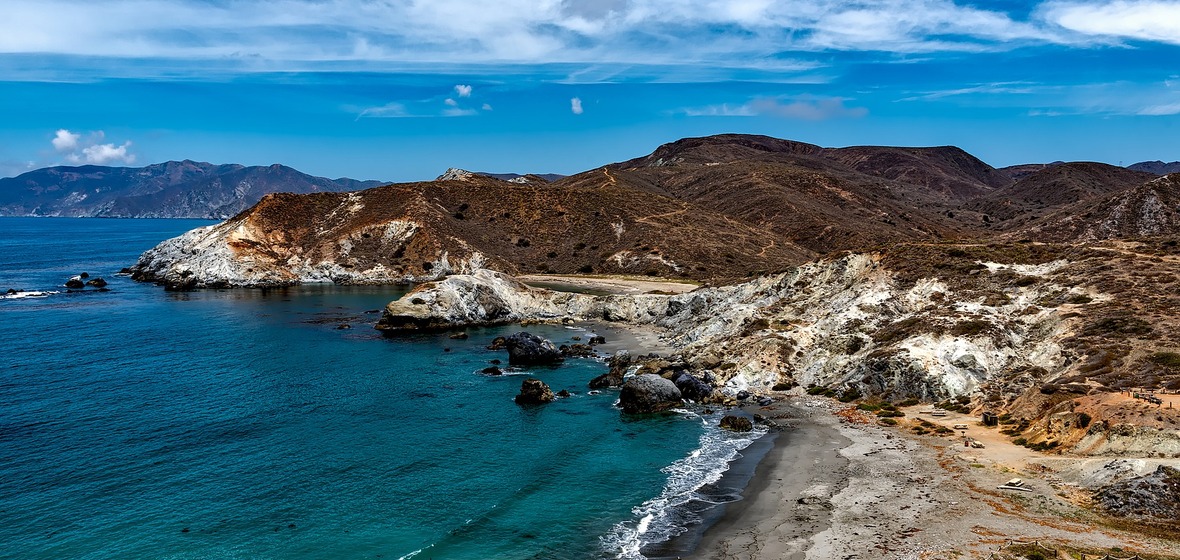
[
  {"left": 130, "top": 214, "right": 481, "bottom": 289},
  {"left": 377, "top": 254, "right": 1074, "bottom": 400}
]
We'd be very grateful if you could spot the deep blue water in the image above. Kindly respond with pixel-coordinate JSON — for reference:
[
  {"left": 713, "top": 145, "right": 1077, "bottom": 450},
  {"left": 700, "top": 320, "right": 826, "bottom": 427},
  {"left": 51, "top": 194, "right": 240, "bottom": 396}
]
[{"left": 0, "top": 218, "right": 759, "bottom": 559}]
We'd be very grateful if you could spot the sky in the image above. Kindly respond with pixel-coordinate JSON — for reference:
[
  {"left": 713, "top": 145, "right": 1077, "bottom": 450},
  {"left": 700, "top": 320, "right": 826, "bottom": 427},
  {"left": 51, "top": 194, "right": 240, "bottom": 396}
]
[{"left": 1, "top": 0, "right": 1179, "bottom": 182}]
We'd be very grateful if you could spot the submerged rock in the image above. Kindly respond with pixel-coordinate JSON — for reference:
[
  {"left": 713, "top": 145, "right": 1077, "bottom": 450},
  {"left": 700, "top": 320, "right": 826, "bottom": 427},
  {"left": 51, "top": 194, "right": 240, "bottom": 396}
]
[
  {"left": 482, "top": 366, "right": 503, "bottom": 375},
  {"left": 560, "top": 343, "right": 595, "bottom": 358},
  {"left": 64, "top": 276, "right": 84, "bottom": 289},
  {"left": 619, "top": 374, "right": 682, "bottom": 414},
  {"left": 505, "top": 332, "right": 564, "bottom": 366},
  {"left": 515, "top": 378, "right": 556, "bottom": 404},
  {"left": 720, "top": 415, "right": 754, "bottom": 432},
  {"left": 85, "top": 277, "right": 107, "bottom": 288}
]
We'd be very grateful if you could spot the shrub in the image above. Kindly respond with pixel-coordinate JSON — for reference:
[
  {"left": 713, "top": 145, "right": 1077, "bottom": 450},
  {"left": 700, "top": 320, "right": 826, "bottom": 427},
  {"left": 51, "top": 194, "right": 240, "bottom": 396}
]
[
  {"left": 898, "top": 398, "right": 920, "bottom": 407},
  {"left": 879, "top": 418, "right": 898, "bottom": 426},
  {"left": 806, "top": 386, "right": 828, "bottom": 396},
  {"left": 1149, "top": 352, "right": 1180, "bottom": 368},
  {"left": 1013, "top": 437, "right": 1028, "bottom": 446}
]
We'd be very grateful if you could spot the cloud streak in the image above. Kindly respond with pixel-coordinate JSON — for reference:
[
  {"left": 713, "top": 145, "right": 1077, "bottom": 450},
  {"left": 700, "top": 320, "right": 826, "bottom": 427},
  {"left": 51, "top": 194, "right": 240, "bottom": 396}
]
[
  {"left": 3, "top": 0, "right": 1176, "bottom": 80},
  {"left": 684, "top": 96, "right": 868, "bottom": 120}
]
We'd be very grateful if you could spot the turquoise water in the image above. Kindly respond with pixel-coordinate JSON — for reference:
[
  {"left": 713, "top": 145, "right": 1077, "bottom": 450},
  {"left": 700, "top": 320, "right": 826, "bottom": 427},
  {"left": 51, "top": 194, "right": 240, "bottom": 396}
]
[{"left": 0, "top": 218, "right": 758, "bottom": 559}]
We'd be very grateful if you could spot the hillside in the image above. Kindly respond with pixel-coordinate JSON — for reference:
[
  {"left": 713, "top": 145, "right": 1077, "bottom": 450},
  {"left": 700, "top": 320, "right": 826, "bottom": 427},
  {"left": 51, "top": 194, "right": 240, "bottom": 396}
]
[
  {"left": 962, "top": 162, "right": 1154, "bottom": 229},
  {"left": 556, "top": 134, "right": 1008, "bottom": 253},
  {"left": 1023, "top": 173, "right": 1180, "bottom": 241},
  {"left": 129, "top": 173, "right": 811, "bottom": 289},
  {"left": 0, "top": 160, "right": 382, "bottom": 219},
  {"left": 1128, "top": 160, "right": 1180, "bottom": 175}
]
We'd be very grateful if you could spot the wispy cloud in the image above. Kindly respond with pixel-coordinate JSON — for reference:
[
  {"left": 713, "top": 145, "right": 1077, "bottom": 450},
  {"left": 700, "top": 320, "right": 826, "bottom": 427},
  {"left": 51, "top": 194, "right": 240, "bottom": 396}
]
[
  {"left": 1040, "top": 1, "right": 1180, "bottom": 45},
  {"left": 357, "top": 85, "right": 487, "bottom": 118},
  {"left": 684, "top": 96, "right": 868, "bottom": 120},
  {"left": 4, "top": 0, "right": 1172, "bottom": 81},
  {"left": 570, "top": 97, "right": 584, "bottom": 115},
  {"left": 51, "top": 129, "right": 136, "bottom": 165}
]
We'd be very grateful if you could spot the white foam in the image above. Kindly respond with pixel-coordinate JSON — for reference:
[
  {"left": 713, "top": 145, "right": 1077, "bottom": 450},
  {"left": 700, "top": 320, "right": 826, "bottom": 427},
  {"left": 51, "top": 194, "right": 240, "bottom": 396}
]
[
  {"left": 601, "top": 416, "right": 768, "bottom": 559},
  {"left": 396, "top": 544, "right": 433, "bottom": 560},
  {"left": 1, "top": 290, "right": 58, "bottom": 300}
]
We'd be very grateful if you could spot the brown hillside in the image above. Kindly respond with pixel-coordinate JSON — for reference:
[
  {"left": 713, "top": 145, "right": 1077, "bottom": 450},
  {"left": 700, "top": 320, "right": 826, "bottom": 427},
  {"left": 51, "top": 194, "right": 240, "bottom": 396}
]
[
  {"left": 963, "top": 162, "right": 1154, "bottom": 229},
  {"left": 217, "top": 174, "right": 812, "bottom": 284},
  {"left": 1021, "top": 173, "right": 1180, "bottom": 242}
]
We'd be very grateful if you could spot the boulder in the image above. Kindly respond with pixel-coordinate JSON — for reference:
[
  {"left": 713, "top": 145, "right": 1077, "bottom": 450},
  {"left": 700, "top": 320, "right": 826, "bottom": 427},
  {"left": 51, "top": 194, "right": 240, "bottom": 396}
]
[
  {"left": 85, "top": 277, "right": 108, "bottom": 288},
  {"left": 515, "top": 378, "right": 556, "bottom": 404},
  {"left": 588, "top": 335, "right": 606, "bottom": 346},
  {"left": 619, "top": 374, "right": 682, "bottom": 414},
  {"left": 449, "top": 332, "right": 469, "bottom": 340},
  {"left": 487, "top": 336, "right": 508, "bottom": 350},
  {"left": 560, "top": 343, "right": 595, "bottom": 358},
  {"left": 589, "top": 350, "right": 631, "bottom": 389},
  {"left": 670, "top": 371, "right": 714, "bottom": 402},
  {"left": 5, "top": 288, "right": 16, "bottom": 295},
  {"left": 482, "top": 366, "right": 503, "bottom": 375},
  {"left": 556, "top": 389, "right": 571, "bottom": 398},
  {"left": 64, "top": 276, "right": 85, "bottom": 289},
  {"left": 505, "top": 332, "right": 564, "bottom": 365},
  {"left": 720, "top": 415, "right": 754, "bottom": 432}
]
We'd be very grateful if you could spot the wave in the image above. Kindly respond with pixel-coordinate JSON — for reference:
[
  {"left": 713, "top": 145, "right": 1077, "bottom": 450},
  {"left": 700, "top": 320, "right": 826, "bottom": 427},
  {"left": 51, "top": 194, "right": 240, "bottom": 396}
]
[
  {"left": 600, "top": 413, "right": 768, "bottom": 559},
  {"left": 396, "top": 544, "right": 434, "bottom": 560},
  {"left": 1, "top": 290, "right": 58, "bottom": 300}
]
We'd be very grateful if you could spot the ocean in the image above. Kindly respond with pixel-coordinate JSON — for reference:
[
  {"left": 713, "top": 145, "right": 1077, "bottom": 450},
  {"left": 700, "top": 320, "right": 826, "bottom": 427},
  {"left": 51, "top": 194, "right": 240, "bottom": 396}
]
[{"left": 0, "top": 217, "right": 763, "bottom": 559}]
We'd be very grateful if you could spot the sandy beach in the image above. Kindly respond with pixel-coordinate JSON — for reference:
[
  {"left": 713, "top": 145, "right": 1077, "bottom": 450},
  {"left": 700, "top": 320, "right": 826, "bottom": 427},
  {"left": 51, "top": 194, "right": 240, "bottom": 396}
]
[
  {"left": 518, "top": 274, "right": 699, "bottom": 296},
  {"left": 685, "top": 398, "right": 1180, "bottom": 559}
]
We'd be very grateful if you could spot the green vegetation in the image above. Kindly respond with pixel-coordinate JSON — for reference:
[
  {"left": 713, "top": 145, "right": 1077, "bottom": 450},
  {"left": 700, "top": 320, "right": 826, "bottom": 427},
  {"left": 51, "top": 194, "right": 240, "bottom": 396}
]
[{"left": 1149, "top": 351, "right": 1180, "bottom": 368}]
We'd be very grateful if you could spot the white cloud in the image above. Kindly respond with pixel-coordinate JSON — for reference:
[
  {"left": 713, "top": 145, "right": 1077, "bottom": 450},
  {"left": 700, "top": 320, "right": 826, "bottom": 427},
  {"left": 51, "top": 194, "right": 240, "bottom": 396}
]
[
  {"left": 0, "top": 0, "right": 1119, "bottom": 78},
  {"left": 482, "top": 103, "right": 493, "bottom": 111},
  {"left": 684, "top": 96, "right": 868, "bottom": 120},
  {"left": 1041, "top": 1, "right": 1180, "bottom": 45},
  {"left": 50, "top": 129, "right": 137, "bottom": 165},
  {"left": 444, "top": 98, "right": 458, "bottom": 106},
  {"left": 454, "top": 84, "right": 472, "bottom": 97},
  {"left": 1139, "top": 102, "right": 1180, "bottom": 115},
  {"left": 77, "top": 142, "right": 136, "bottom": 165},
  {"left": 52, "top": 129, "right": 80, "bottom": 152},
  {"left": 571, "top": 97, "right": 584, "bottom": 114}
]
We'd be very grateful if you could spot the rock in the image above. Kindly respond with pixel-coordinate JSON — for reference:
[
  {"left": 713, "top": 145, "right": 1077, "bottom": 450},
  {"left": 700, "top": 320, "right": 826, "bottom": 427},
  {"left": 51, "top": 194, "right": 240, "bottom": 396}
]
[
  {"left": 482, "top": 366, "right": 503, "bottom": 375},
  {"left": 79, "top": 272, "right": 89, "bottom": 279},
  {"left": 560, "top": 343, "right": 595, "bottom": 358},
  {"left": 505, "top": 332, "right": 564, "bottom": 365},
  {"left": 515, "top": 378, "right": 556, "bottom": 404},
  {"left": 487, "top": 336, "right": 508, "bottom": 350},
  {"left": 1096, "top": 465, "right": 1180, "bottom": 521},
  {"left": 64, "top": 276, "right": 84, "bottom": 288},
  {"left": 589, "top": 350, "right": 631, "bottom": 389},
  {"left": 556, "top": 389, "right": 571, "bottom": 398},
  {"left": 118, "top": 267, "right": 132, "bottom": 274},
  {"left": 588, "top": 335, "right": 606, "bottom": 346},
  {"left": 619, "top": 374, "right": 682, "bottom": 414},
  {"left": 5, "top": 288, "right": 16, "bottom": 295},
  {"left": 757, "top": 396, "right": 774, "bottom": 406},
  {"left": 85, "top": 277, "right": 108, "bottom": 288},
  {"left": 335, "top": 323, "right": 351, "bottom": 330},
  {"left": 449, "top": 332, "right": 469, "bottom": 340},
  {"left": 720, "top": 415, "right": 754, "bottom": 432},
  {"left": 736, "top": 390, "right": 751, "bottom": 401},
  {"left": 670, "top": 371, "right": 714, "bottom": 402}
]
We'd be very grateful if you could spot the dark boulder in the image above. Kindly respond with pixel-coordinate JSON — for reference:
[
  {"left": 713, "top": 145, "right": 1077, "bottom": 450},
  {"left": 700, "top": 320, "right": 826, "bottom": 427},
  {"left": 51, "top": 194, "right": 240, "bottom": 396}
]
[
  {"left": 720, "top": 415, "right": 754, "bottom": 432},
  {"left": 482, "top": 366, "right": 503, "bottom": 375},
  {"left": 589, "top": 350, "right": 631, "bottom": 389},
  {"left": 449, "top": 332, "right": 469, "bottom": 340},
  {"left": 64, "top": 276, "right": 85, "bottom": 289},
  {"left": 515, "top": 378, "right": 556, "bottom": 404},
  {"left": 5, "top": 288, "right": 16, "bottom": 295},
  {"left": 670, "top": 371, "right": 714, "bottom": 402},
  {"left": 556, "top": 389, "right": 571, "bottom": 398},
  {"left": 505, "top": 332, "right": 564, "bottom": 366},
  {"left": 79, "top": 272, "right": 89, "bottom": 279},
  {"left": 85, "top": 277, "right": 108, "bottom": 288},
  {"left": 756, "top": 396, "right": 774, "bottom": 407},
  {"left": 619, "top": 374, "right": 682, "bottom": 414},
  {"left": 588, "top": 335, "right": 606, "bottom": 346},
  {"left": 736, "top": 390, "right": 751, "bottom": 401}
]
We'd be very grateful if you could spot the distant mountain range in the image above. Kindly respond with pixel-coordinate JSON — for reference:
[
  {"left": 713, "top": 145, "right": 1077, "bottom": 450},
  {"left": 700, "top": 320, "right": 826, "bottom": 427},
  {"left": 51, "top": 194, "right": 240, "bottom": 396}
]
[
  {"left": 0, "top": 161, "right": 385, "bottom": 219},
  {"left": 1127, "top": 160, "right": 1180, "bottom": 175}
]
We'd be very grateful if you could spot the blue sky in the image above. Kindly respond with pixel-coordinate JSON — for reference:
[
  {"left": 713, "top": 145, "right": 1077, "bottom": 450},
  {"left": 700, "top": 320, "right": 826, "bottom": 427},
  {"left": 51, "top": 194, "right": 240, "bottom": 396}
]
[{"left": 1, "top": 0, "right": 1179, "bottom": 181}]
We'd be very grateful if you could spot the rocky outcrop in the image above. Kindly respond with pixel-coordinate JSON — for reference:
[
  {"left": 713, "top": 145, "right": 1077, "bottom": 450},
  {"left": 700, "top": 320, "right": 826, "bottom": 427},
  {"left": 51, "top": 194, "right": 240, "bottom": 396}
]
[
  {"left": 1095, "top": 465, "right": 1180, "bottom": 523},
  {"left": 619, "top": 374, "right": 682, "bottom": 414},
  {"left": 505, "top": 332, "right": 564, "bottom": 366},
  {"left": 719, "top": 415, "right": 754, "bottom": 432},
  {"left": 589, "top": 350, "right": 632, "bottom": 389},
  {"left": 515, "top": 378, "right": 556, "bottom": 404},
  {"left": 671, "top": 371, "right": 715, "bottom": 402}
]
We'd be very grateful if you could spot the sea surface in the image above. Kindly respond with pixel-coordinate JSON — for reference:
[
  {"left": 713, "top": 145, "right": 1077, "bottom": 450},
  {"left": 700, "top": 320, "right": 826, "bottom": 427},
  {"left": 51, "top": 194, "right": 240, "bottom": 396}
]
[{"left": 0, "top": 217, "right": 763, "bottom": 559}]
